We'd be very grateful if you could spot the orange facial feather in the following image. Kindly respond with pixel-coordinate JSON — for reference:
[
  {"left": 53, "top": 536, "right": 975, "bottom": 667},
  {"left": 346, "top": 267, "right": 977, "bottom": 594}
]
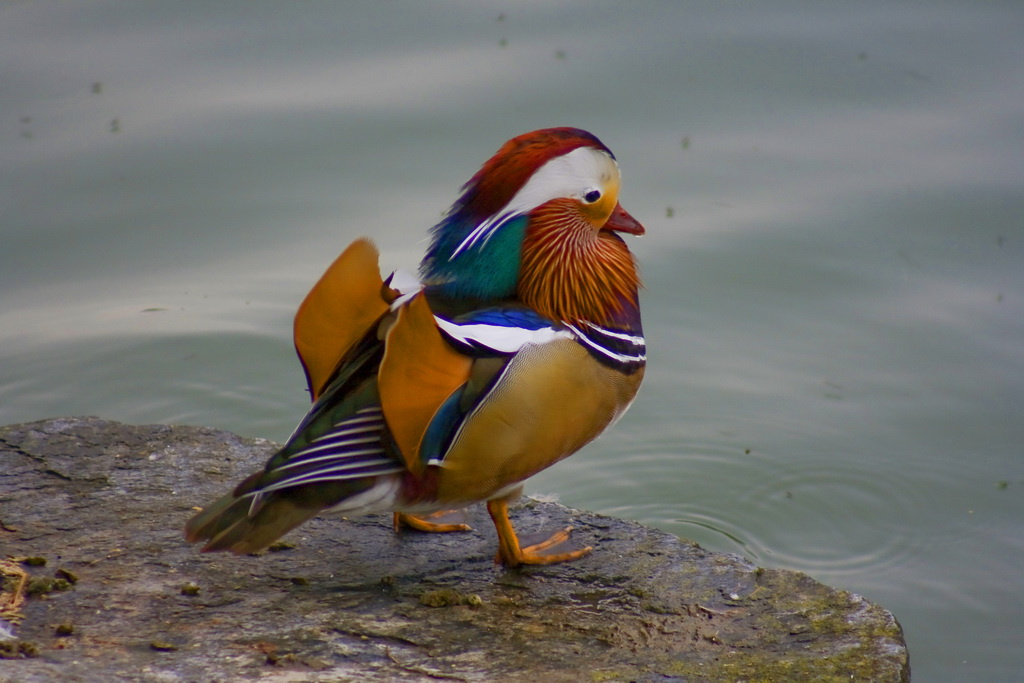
[{"left": 517, "top": 199, "right": 641, "bottom": 327}]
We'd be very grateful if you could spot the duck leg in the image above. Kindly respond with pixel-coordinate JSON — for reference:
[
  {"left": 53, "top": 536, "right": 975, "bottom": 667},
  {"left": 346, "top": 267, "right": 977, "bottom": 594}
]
[{"left": 486, "top": 498, "right": 592, "bottom": 567}]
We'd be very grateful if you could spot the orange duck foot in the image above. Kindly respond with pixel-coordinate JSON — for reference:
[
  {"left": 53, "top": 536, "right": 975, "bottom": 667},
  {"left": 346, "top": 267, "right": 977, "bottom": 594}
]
[
  {"left": 393, "top": 510, "right": 472, "bottom": 533},
  {"left": 486, "top": 499, "right": 593, "bottom": 567}
]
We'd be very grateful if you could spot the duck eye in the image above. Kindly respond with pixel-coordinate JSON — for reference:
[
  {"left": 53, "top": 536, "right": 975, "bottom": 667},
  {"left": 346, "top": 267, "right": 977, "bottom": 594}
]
[{"left": 583, "top": 189, "right": 602, "bottom": 203}]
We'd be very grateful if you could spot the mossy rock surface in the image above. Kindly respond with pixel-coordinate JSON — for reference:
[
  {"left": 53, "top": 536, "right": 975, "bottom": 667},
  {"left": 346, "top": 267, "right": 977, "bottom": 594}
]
[{"left": 0, "top": 417, "right": 909, "bottom": 681}]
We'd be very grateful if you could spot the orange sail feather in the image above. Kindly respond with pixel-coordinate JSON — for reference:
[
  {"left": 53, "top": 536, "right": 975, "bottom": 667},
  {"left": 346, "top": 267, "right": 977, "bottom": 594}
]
[
  {"left": 378, "top": 293, "right": 473, "bottom": 473},
  {"left": 293, "top": 238, "right": 389, "bottom": 399}
]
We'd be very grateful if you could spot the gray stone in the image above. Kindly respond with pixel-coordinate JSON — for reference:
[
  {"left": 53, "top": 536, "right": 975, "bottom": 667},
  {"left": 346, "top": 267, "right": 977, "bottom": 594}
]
[{"left": 0, "top": 417, "right": 910, "bottom": 681}]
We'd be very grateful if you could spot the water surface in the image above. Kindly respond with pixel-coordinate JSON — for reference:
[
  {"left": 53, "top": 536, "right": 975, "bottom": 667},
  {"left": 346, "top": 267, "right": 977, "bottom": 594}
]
[{"left": 2, "top": 2, "right": 1023, "bottom": 678}]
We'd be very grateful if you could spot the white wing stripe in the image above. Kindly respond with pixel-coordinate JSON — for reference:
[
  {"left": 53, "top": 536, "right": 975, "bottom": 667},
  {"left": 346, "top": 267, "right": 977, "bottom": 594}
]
[
  {"left": 274, "top": 447, "right": 388, "bottom": 472},
  {"left": 310, "top": 423, "right": 380, "bottom": 443},
  {"left": 257, "top": 463, "right": 404, "bottom": 493},
  {"left": 583, "top": 321, "right": 645, "bottom": 345},
  {"left": 434, "top": 316, "right": 573, "bottom": 353},
  {"left": 567, "top": 323, "right": 647, "bottom": 364},
  {"left": 281, "top": 436, "right": 380, "bottom": 459}
]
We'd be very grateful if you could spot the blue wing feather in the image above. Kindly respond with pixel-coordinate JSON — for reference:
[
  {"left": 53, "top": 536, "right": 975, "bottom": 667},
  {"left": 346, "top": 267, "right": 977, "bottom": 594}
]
[
  {"left": 454, "top": 307, "right": 555, "bottom": 330},
  {"left": 420, "top": 386, "right": 468, "bottom": 467}
]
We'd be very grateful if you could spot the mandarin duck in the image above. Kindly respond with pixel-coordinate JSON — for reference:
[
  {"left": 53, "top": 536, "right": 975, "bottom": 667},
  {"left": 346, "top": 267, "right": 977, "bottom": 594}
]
[{"left": 184, "top": 127, "right": 645, "bottom": 566}]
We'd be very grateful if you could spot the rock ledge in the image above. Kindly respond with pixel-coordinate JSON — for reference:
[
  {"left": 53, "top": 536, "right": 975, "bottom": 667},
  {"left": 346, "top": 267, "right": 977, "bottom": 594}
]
[{"left": 0, "top": 417, "right": 909, "bottom": 681}]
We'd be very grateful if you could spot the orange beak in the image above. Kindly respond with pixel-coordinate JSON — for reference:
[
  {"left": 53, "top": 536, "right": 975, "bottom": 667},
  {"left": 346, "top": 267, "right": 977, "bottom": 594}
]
[{"left": 603, "top": 202, "right": 645, "bottom": 235}]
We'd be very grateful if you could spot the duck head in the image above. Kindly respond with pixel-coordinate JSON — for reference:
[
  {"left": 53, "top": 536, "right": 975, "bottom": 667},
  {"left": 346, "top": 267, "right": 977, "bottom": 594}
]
[{"left": 420, "top": 128, "right": 644, "bottom": 323}]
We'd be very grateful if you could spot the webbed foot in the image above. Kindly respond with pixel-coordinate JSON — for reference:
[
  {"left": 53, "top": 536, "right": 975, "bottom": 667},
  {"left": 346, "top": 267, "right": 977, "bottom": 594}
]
[{"left": 393, "top": 510, "right": 472, "bottom": 533}]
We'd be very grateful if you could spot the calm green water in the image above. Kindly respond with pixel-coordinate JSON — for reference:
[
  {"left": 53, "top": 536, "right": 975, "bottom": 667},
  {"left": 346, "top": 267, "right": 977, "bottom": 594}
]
[{"left": 3, "top": 2, "right": 1023, "bottom": 678}]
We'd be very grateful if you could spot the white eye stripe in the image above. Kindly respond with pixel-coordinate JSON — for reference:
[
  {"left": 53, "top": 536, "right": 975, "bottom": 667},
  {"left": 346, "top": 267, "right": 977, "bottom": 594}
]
[{"left": 450, "top": 147, "right": 619, "bottom": 259}]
